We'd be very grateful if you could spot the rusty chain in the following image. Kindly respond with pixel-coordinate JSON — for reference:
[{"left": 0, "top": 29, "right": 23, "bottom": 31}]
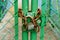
[{"left": 18, "top": 8, "right": 41, "bottom": 32}]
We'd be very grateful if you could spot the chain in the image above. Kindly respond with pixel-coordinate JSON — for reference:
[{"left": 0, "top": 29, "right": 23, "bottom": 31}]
[{"left": 18, "top": 8, "right": 41, "bottom": 32}]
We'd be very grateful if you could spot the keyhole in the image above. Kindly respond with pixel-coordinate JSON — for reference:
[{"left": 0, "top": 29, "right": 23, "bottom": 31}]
[{"left": 28, "top": 0, "right": 32, "bottom": 12}]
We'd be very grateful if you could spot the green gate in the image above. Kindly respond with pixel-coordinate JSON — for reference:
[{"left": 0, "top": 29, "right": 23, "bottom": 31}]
[{"left": 0, "top": 0, "right": 60, "bottom": 40}]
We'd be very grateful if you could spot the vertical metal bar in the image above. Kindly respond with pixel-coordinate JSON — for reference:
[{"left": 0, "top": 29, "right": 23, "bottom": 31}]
[
  {"left": 22, "top": 0, "right": 28, "bottom": 16},
  {"left": 22, "top": 0, "right": 28, "bottom": 40},
  {"left": 40, "top": 0, "right": 46, "bottom": 40},
  {"left": 30, "top": 0, "right": 38, "bottom": 40},
  {"left": 30, "top": 31, "right": 37, "bottom": 40},
  {"left": 31, "top": 0, "right": 38, "bottom": 16},
  {"left": 14, "top": 0, "right": 18, "bottom": 40}
]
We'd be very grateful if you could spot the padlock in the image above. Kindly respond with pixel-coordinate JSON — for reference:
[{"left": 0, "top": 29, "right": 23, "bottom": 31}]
[
  {"left": 27, "top": 22, "right": 34, "bottom": 30},
  {"left": 26, "top": 16, "right": 40, "bottom": 32},
  {"left": 18, "top": 8, "right": 41, "bottom": 32},
  {"left": 26, "top": 16, "right": 34, "bottom": 30}
]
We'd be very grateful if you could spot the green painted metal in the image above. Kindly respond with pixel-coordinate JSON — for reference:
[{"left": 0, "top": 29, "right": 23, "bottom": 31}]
[
  {"left": 31, "top": 0, "right": 38, "bottom": 16},
  {"left": 30, "top": 31, "right": 37, "bottom": 40},
  {"left": 22, "top": 0, "right": 28, "bottom": 40},
  {"left": 0, "top": 7, "right": 2, "bottom": 22},
  {"left": 0, "top": 0, "right": 8, "bottom": 22},
  {"left": 22, "top": 31, "right": 28, "bottom": 40},
  {"left": 22, "top": 0, "right": 28, "bottom": 16},
  {"left": 0, "top": 0, "right": 7, "bottom": 6},
  {"left": 0, "top": 0, "right": 60, "bottom": 40},
  {"left": 22, "top": 0, "right": 38, "bottom": 40},
  {"left": 40, "top": 0, "right": 46, "bottom": 40},
  {"left": 14, "top": 0, "right": 18, "bottom": 40},
  {"left": 30, "top": 0, "right": 38, "bottom": 40}
]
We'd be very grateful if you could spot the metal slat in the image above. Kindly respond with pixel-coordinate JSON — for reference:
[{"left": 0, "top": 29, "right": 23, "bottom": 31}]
[
  {"left": 40, "top": 0, "right": 46, "bottom": 40},
  {"left": 14, "top": 0, "right": 18, "bottom": 40},
  {"left": 22, "top": 0, "right": 28, "bottom": 40},
  {"left": 30, "top": 0, "right": 38, "bottom": 40}
]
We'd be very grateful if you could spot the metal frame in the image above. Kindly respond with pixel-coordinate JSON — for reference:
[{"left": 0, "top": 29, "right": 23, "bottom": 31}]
[
  {"left": 14, "top": 0, "right": 18, "bottom": 40},
  {"left": 40, "top": 0, "right": 46, "bottom": 40},
  {"left": 22, "top": 0, "right": 28, "bottom": 40}
]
